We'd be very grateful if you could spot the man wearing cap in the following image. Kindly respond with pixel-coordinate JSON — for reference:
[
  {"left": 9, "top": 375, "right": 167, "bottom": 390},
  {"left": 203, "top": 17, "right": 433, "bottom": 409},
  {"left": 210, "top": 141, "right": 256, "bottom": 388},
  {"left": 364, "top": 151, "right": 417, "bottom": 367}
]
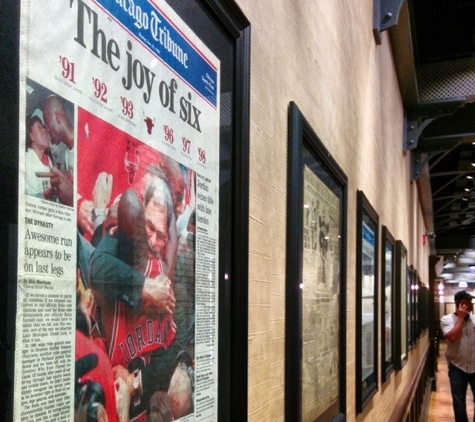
[
  {"left": 25, "top": 108, "right": 54, "bottom": 200},
  {"left": 42, "top": 94, "right": 74, "bottom": 206},
  {"left": 441, "top": 290, "right": 475, "bottom": 422}
]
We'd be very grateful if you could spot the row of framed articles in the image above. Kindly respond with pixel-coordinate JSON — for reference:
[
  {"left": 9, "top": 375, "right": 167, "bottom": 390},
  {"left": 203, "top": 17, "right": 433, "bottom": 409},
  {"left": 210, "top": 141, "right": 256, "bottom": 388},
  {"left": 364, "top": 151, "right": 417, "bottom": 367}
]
[{"left": 285, "top": 102, "right": 429, "bottom": 421}]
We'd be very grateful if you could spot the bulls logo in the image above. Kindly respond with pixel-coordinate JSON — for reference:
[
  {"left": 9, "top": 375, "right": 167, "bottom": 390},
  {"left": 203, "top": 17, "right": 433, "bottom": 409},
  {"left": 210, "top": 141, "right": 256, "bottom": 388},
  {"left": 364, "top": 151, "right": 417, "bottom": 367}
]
[{"left": 143, "top": 115, "right": 155, "bottom": 134}]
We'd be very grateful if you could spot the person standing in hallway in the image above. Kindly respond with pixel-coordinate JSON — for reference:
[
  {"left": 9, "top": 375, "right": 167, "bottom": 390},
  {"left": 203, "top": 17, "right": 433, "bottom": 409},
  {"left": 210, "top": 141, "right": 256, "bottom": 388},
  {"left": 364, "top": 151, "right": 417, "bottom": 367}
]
[{"left": 441, "top": 290, "right": 475, "bottom": 422}]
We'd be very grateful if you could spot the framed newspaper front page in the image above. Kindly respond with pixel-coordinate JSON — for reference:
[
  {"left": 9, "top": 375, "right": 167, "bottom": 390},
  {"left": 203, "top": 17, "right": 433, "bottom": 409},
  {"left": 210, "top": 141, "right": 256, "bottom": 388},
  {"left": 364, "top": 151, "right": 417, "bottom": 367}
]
[
  {"left": 407, "top": 266, "right": 422, "bottom": 347},
  {"left": 413, "top": 269, "right": 421, "bottom": 341},
  {"left": 394, "top": 240, "right": 408, "bottom": 370},
  {"left": 15, "top": 0, "right": 250, "bottom": 421},
  {"left": 407, "top": 266, "right": 416, "bottom": 348},
  {"left": 381, "top": 225, "right": 395, "bottom": 382},
  {"left": 355, "top": 190, "right": 379, "bottom": 413},
  {"left": 285, "top": 102, "right": 348, "bottom": 422}
]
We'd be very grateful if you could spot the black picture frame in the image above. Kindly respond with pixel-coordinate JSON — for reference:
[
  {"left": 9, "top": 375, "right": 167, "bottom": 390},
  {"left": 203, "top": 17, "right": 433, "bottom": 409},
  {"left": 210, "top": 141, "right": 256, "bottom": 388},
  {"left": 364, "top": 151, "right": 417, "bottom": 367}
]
[
  {"left": 356, "top": 190, "right": 379, "bottom": 413},
  {"left": 418, "top": 274, "right": 430, "bottom": 336},
  {"left": 407, "top": 265, "right": 414, "bottom": 350},
  {"left": 418, "top": 284, "right": 430, "bottom": 333},
  {"left": 414, "top": 270, "right": 421, "bottom": 342},
  {"left": 285, "top": 102, "right": 347, "bottom": 422},
  {"left": 410, "top": 268, "right": 420, "bottom": 344},
  {"left": 381, "top": 226, "right": 395, "bottom": 382},
  {"left": 394, "top": 240, "right": 408, "bottom": 370},
  {"left": 2, "top": 0, "right": 252, "bottom": 419},
  {"left": 406, "top": 266, "right": 413, "bottom": 350}
]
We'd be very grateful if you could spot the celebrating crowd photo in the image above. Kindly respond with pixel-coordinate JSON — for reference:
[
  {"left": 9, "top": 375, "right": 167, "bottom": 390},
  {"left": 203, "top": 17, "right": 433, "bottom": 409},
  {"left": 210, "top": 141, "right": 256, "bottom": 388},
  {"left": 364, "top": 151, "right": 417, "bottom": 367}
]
[{"left": 75, "top": 108, "right": 196, "bottom": 422}]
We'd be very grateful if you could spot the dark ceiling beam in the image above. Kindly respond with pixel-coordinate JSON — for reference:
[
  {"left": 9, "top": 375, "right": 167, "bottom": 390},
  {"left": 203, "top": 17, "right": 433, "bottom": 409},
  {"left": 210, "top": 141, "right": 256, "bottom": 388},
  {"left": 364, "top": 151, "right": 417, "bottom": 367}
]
[
  {"left": 423, "top": 103, "right": 475, "bottom": 136},
  {"left": 430, "top": 170, "right": 475, "bottom": 178},
  {"left": 437, "top": 249, "right": 467, "bottom": 256},
  {"left": 406, "top": 100, "right": 463, "bottom": 121},
  {"left": 423, "top": 133, "right": 475, "bottom": 142},
  {"left": 388, "top": 1, "right": 419, "bottom": 106},
  {"left": 435, "top": 222, "right": 475, "bottom": 235},
  {"left": 434, "top": 215, "right": 472, "bottom": 226},
  {"left": 429, "top": 149, "right": 460, "bottom": 170},
  {"left": 433, "top": 193, "right": 473, "bottom": 202},
  {"left": 434, "top": 207, "right": 475, "bottom": 219},
  {"left": 432, "top": 173, "right": 466, "bottom": 197},
  {"left": 417, "top": 135, "right": 475, "bottom": 153},
  {"left": 433, "top": 196, "right": 462, "bottom": 216}
]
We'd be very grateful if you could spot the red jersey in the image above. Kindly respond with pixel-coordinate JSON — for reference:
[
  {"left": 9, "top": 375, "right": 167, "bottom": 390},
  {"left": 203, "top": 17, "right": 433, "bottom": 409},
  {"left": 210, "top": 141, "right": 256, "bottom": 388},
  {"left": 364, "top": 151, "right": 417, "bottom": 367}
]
[{"left": 108, "top": 256, "right": 176, "bottom": 368}]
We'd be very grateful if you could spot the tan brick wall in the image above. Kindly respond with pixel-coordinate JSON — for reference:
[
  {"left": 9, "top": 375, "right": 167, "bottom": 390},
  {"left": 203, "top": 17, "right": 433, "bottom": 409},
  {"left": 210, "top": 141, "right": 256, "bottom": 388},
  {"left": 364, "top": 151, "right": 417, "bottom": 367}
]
[{"left": 235, "top": 0, "right": 431, "bottom": 421}]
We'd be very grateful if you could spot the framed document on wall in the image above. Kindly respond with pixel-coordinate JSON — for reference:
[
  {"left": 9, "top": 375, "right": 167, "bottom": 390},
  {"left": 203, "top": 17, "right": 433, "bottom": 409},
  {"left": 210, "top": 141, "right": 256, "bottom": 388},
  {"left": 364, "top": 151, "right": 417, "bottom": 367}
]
[
  {"left": 15, "top": 0, "right": 251, "bottom": 421},
  {"left": 394, "top": 240, "right": 408, "bottom": 369},
  {"left": 407, "top": 266, "right": 415, "bottom": 349},
  {"left": 285, "top": 102, "right": 348, "bottom": 422},
  {"left": 381, "top": 225, "right": 395, "bottom": 382},
  {"left": 356, "top": 190, "right": 379, "bottom": 413}
]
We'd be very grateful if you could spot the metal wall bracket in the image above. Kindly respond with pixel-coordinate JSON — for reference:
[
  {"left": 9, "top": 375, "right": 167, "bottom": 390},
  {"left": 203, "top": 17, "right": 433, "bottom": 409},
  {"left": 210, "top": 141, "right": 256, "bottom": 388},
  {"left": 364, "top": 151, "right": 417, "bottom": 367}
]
[
  {"left": 411, "top": 150, "right": 442, "bottom": 180},
  {"left": 405, "top": 118, "right": 436, "bottom": 151},
  {"left": 373, "top": 0, "right": 405, "bottom": 45}
]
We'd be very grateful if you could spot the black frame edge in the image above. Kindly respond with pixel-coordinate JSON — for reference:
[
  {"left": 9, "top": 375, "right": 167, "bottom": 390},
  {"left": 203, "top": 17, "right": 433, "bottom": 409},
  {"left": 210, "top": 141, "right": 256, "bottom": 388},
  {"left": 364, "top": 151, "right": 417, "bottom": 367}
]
[
  {"left": 355, "top": 190, "right": 379, "bottom": 413},
  {"left": 285, "top": 102, "right": 347, "bottom": 422},
  {"left": 381, "top": 225, "right": 395, "bottom": 383}
]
